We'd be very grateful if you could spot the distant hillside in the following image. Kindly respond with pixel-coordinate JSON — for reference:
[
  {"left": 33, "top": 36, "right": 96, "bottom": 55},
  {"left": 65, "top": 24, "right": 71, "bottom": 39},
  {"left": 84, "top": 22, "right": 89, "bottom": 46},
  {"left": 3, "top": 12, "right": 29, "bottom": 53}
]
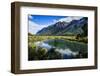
[{"left": 36, "top": 17, "right": 88, "bottom": 36}]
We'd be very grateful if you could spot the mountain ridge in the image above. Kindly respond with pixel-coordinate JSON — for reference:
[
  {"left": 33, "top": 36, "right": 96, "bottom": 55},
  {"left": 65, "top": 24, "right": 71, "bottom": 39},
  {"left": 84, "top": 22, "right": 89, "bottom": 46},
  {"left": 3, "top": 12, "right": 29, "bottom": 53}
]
[{"left": 36, "top": 17, "right": 88, "bottom": 36}]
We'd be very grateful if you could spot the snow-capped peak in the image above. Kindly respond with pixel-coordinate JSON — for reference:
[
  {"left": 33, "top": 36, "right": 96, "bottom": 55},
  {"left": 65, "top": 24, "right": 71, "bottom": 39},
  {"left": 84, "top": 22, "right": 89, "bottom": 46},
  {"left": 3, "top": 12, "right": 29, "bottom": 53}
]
[{"left": 58, "top": 16, "right": 83, "bottom": 23}]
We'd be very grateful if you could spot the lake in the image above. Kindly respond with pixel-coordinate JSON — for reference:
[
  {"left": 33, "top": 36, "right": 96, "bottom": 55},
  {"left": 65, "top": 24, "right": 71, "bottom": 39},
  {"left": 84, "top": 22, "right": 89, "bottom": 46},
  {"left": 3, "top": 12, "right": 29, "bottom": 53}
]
[{"left": 29, "top": 39, "right": 88, "bottom": 60}]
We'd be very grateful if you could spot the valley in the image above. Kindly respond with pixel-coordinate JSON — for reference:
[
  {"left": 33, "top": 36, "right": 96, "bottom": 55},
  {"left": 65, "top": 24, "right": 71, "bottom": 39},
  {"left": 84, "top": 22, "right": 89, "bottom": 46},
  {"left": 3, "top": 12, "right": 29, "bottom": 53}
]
[{"left": 28, "top": 15, "right": 88, "bottom": 60}]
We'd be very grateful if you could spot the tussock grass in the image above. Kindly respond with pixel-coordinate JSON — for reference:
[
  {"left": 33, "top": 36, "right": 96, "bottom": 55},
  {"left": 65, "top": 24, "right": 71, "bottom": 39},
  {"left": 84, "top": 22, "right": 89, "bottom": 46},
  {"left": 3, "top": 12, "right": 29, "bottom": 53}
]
[{"left": 28, "top": 35, "right": 88, "bottom": 43}]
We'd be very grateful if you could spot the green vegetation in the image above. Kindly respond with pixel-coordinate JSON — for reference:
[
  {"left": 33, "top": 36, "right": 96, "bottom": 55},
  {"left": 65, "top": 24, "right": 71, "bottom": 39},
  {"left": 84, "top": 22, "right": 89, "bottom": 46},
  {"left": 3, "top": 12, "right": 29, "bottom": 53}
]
[
  {"left": 28, "top": 35, "right": 88, "bottom": 60},
  {"left": 28, "top": 35, "right": 88, "bottom": 43},
  {"left": 28, "top": 42, "right": 62, "bottom": 60},
  {"left": 28, "top": 17, "right": 88, "bottom": 60}
]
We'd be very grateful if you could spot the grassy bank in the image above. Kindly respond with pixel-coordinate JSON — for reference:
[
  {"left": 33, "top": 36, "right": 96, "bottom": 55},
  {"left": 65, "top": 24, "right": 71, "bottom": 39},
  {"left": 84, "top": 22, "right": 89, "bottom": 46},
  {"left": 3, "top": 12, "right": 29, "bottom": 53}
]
[
  {"left": 28, "top": 35, "right": 88, "bottom": 60},
  {"left": 28, "top": 35, "right": 88, "bottom": 43}
]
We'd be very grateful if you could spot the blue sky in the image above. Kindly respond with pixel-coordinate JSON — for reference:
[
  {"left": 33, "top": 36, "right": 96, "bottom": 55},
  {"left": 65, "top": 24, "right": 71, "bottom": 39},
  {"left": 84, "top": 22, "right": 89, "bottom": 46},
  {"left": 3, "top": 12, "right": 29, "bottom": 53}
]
[
  {"left": 28, "top": 15, "right": 67, "bottom": 34},
  {"left": 28, "top": 15, "right": 83, "bottom": 34},
  {"left": 28, "top": 15, "right": 66, "bottom": 25}
]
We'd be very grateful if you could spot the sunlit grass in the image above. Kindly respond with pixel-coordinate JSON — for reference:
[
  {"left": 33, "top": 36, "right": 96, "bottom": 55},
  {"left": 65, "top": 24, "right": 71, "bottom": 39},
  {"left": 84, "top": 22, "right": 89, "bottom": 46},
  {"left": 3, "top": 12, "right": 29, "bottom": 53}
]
[
  {"left": 28, "top": 35, "right": 88, "bottom": 43},
  {"left": 28, "top": 35, "right": 88, "bottom": 60}
]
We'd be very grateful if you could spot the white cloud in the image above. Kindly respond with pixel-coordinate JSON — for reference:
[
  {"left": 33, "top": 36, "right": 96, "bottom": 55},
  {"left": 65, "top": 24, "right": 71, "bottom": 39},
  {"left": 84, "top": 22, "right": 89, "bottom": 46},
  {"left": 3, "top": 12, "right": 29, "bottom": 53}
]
[
  {"left": 28, "top": 16, "right": 83, "bottom": 34},
  {"left": 28, "top": 20, "right": 48, "bottom": 34},
  {"left": 28, "top": 15, "right": 33, "bottom": 20},
  {"left": 53, "top": 19, "right": 58, "bottom": 23},
  {"left": 58, "top": 16, "right": 83, "bottom": 23}
]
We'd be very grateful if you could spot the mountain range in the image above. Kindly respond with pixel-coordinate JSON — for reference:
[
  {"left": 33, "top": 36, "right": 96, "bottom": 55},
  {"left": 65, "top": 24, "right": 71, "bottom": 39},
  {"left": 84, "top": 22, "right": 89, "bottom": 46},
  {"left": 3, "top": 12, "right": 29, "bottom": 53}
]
[{"left": 36, "top": 17, "right": 88, "bottom": 36}]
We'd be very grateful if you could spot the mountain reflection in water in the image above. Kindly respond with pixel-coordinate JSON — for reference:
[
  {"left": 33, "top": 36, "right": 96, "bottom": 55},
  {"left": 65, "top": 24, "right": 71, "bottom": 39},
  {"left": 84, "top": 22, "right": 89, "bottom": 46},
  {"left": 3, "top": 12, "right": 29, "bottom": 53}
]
[{"left": 32, "top": 39, "right": 87, "bottom": 60}]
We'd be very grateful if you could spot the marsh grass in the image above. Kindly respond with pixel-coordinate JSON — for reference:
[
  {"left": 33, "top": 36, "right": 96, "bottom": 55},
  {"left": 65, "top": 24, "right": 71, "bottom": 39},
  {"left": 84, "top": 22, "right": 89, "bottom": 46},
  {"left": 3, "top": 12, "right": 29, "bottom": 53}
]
[
  {"left": 28, "top": 35, "right": 88, "bottom": 43},
  {"left": 28, "top": 35, "right": 88, "bottom": 60}
]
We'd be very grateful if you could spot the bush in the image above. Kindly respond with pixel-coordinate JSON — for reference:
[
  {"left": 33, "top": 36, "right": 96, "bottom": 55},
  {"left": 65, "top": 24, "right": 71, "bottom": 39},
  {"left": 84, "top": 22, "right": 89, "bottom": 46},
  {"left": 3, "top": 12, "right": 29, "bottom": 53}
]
[{"left": 28, "top": 44, "right": 37, "bottom": 60}]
